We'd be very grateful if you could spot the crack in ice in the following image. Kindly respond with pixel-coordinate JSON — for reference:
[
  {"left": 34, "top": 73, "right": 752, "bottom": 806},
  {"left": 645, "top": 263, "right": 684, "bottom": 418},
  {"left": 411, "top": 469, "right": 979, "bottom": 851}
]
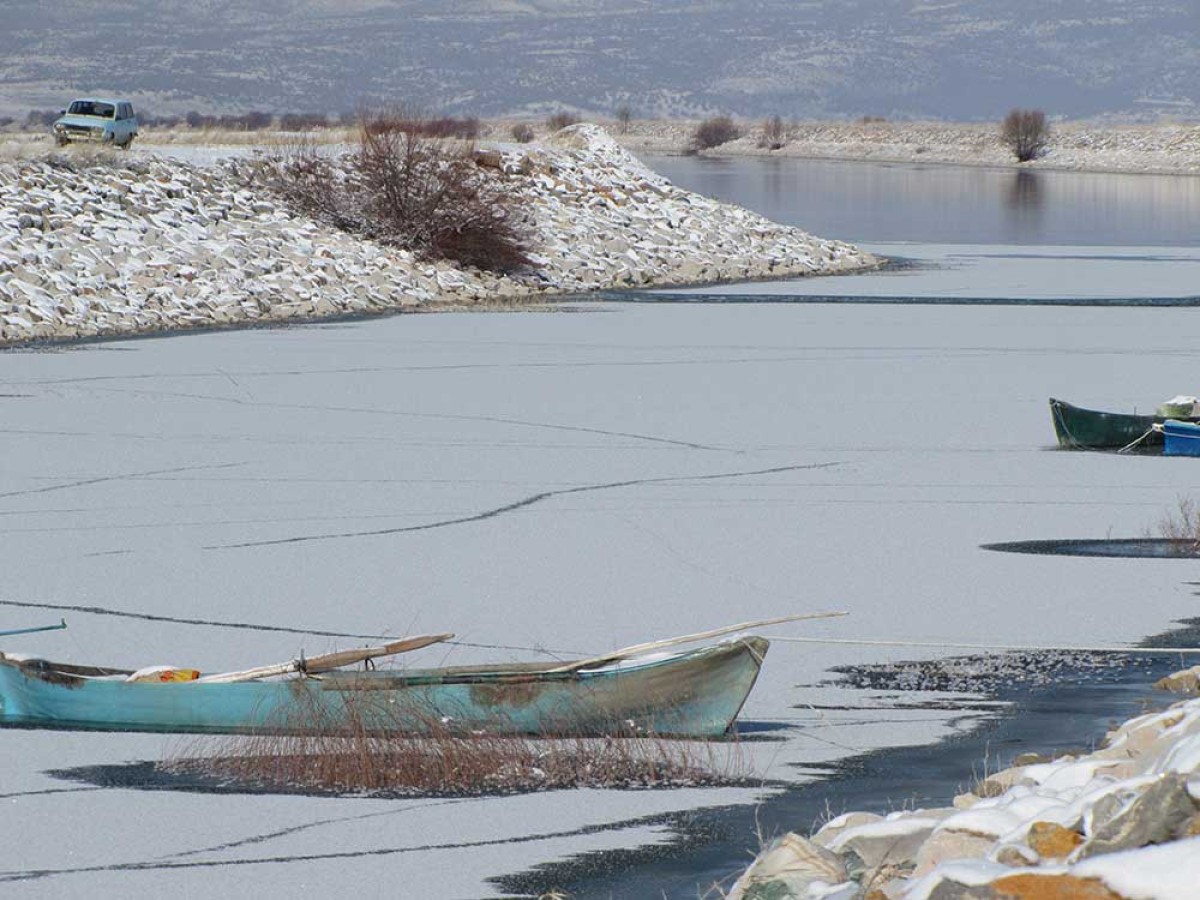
[{"left": 206, "top": 462, "right": 843, "bottom": 550}]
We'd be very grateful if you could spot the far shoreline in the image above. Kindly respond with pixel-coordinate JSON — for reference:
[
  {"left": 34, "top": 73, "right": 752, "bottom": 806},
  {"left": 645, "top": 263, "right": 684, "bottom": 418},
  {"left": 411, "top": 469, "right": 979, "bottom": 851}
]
[{"left": 7, "top": 117, "right": 1197, "bottom": 178}]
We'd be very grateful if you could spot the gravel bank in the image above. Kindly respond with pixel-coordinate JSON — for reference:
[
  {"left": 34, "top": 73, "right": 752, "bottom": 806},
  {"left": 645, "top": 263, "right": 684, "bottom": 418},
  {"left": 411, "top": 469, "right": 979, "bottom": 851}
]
[{"left": 0, "top": 125, "right": 876, "bottom": 346}]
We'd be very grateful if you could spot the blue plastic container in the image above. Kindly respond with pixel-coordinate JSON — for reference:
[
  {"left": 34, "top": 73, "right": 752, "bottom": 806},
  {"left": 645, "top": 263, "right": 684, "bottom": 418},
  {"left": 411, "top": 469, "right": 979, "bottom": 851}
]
[{"left": 1162, "top": 420, "right": 1200, "bottom": 457}]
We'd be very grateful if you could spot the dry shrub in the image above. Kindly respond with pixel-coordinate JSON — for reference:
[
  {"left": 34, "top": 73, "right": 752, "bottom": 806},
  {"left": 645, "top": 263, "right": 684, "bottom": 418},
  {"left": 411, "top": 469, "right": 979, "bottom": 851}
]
[
  {"left": 266, "top": 114, "right": 532, "bottom": 273},
  {"left": 510, "top": 122, "right": 535, "bottom": 143},
  {"left": 1001, "top": 108, "right": 1050, "bottom": 162},
  {"left": 758, "top": 115, "right": 788, "bottom": 150},
  {"left": 546, "top": 111, "right": 581, "bottom": 131},
  {"left": 165, "top": 693, "right": 746, "bottom": 796},
  {"left": 689, "top": 116, "right": 741, "bottom": 153},
  {"left": 366, "top": 114, "right": 480, "bottom": 140}
]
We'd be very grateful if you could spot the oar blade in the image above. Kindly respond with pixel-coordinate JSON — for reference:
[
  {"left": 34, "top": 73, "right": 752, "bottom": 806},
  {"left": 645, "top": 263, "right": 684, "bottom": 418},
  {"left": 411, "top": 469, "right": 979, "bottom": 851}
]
[{"left": 197, "top": 632, "right": 455, "bottom": 683}]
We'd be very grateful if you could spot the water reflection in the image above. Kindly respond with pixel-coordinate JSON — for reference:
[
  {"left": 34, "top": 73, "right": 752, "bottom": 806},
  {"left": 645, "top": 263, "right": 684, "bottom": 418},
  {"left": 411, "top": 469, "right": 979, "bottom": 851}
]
[
  {"left": 1004, "top": 170, "right": 1043, "bottom": 242},
  {"left": 646, "top": 155, "right": 1199, "bottom": 246},
  {"left": 1006, "top": 170, "right": 1043, "bottom": 210}
]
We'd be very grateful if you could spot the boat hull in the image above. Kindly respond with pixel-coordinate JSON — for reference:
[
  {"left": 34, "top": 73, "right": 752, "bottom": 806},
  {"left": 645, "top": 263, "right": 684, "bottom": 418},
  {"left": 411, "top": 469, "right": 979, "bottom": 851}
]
[
  {"left": 0, "top": 637, "right": 768, "bottom": 738},
  {"left": 1162, "top": 420, "right": 1200, "bottom": 457},
  {"left": 1048, "top": 398, "right": 1200, "bottom": 450}
]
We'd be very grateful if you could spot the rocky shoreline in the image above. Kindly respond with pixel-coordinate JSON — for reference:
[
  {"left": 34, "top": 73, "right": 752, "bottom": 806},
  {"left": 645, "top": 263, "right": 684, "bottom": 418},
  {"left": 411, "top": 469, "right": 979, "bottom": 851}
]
[
  {"left": 614, "top": 120, "right": 1200, "bottom": 177},
  {"left": 728, "top": 666, "right": 1200, "bottom": 900},
  {"left": 0, "top": 125, "right": 876, "bottom": 346}
]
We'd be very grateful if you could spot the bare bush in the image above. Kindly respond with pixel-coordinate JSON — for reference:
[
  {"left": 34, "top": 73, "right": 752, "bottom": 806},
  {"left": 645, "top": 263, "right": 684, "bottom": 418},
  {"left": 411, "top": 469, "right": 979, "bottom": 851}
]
[
  {"left": 25, "top": 109, "right": 59, "bottom": 128},
  {"left": 758, "top": 114, "right": 788, "bottom": 150},
  {"left": 546, "top": 111, "right": 581, "bottom": 131},
  {"left": 266, "top": 114, "right": 532, "bottom": 273},
  {"left": 510, "top": 122, "right": 535, "bottom": 143},
  {"left": 138, "top": 111, "right": 183, "bottom": 129},
  {"left": 280, "top": 112, "right": 329, "bottom": 131},
  {"left": 689, "top": 116, "right": 741, "bottom": 153},
  {"left": 1001, "top": 108, "right": 1050, "bottom": 162},
  {"left": 367, "top": 114, "right": 480, "bottom": 140}
]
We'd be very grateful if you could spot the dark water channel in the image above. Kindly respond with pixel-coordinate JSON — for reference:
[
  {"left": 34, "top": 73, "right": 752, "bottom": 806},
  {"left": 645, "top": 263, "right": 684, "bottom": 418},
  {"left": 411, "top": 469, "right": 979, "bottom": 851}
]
[
  {"left": 500, "top": 623, "right": 1200, "bottom": 899},
  {"left": 646, "top": 155, "right": 1200, "bottom": 246}
]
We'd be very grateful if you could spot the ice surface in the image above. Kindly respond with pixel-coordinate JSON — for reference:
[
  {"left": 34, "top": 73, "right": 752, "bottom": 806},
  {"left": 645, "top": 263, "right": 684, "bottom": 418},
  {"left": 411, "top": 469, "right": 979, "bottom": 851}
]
[
  {"left": 2, "top": 230, "right": 1199, "bottom": 896},
  {"left": 652, "top": 243, "right": 1200, "bottom": 302}
]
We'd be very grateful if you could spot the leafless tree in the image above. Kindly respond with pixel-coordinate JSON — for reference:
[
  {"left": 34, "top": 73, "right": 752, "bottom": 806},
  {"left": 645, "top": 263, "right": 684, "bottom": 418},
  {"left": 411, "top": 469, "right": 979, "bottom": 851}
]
[
  {"left": 1001, "top": 109, "right": 1050, "bottom": 162},
  {"left": 615, "top": 104, "right": 633, "bottom": 134}
]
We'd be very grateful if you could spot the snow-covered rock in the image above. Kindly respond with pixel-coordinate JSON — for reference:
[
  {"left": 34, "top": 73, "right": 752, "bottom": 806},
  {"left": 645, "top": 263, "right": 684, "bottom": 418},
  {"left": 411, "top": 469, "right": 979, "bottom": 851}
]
[{"left": 731, "top": 677, "right": 1200, "bottom": 899}]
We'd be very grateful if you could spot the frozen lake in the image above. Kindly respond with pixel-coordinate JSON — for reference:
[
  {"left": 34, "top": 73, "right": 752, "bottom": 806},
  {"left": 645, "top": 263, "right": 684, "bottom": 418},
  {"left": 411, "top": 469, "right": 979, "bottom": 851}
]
[{"left": 2, "top": 156, "right": 1199, "bottom": 898}]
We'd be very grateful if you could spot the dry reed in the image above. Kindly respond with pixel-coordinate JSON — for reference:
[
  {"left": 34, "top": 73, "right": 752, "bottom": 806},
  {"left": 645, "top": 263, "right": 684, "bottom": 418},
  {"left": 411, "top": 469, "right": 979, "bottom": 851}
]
[
  {"left": 1151, "top": 496, "right": 1200, "bottom": 554},
  {"left": 164, "top": 693, "right": 747, "bottom": 796}
]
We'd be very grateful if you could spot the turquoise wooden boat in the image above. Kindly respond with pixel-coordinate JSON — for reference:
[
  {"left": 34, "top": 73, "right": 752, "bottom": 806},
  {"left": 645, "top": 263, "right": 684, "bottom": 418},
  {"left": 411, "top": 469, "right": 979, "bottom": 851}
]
[
  {"left": 0, "top": 637, "right": 769, "bottom": 738},
  {"left": 1049, "top": 397, "right": 1200, "bottom": 451}
]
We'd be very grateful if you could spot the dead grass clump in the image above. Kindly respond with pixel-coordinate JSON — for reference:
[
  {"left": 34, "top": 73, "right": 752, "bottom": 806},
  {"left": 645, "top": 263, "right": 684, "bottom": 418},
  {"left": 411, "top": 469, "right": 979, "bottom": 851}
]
[
  {"left": 165, "top": 697, "right": 745, "bottom": 796},
  {"left": 264, "top": 113, "right": 532, "bottom": 273}
]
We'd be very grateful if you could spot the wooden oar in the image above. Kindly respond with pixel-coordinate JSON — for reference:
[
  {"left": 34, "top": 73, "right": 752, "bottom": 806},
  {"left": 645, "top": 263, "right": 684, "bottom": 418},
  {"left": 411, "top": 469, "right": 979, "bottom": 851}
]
[
  {"left": 546, "top": 612, "right": 847, "bottom": 674},
  {"left": 195, "top": 632, "right": 454, "bottom": 684}
]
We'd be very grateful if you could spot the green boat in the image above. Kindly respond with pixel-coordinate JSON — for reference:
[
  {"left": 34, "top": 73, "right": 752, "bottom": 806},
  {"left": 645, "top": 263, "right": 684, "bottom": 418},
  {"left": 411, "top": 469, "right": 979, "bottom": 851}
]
[
  {"left": 0, "top": 634, "right": 770, "bottom": 738},
  {"left": 1049, "top": 397, "right": 1200, "bottom": 451}
]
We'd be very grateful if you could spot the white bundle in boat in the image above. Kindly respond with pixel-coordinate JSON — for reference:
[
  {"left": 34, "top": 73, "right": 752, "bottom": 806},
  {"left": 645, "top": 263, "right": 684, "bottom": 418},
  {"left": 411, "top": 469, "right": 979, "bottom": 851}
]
[{"left": 1157, "top": 395, "right": 1200, "bottom": 418}]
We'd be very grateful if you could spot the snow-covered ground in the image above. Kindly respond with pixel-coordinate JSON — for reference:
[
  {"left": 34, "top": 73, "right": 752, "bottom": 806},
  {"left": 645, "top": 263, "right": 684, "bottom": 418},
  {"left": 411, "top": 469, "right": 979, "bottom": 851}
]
[{"left": 0, "top": 125, "right": 874, "bottom": 345}]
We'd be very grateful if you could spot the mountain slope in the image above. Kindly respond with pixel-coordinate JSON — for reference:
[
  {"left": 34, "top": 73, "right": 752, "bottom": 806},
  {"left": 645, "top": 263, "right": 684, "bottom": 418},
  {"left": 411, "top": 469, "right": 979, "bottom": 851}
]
[{"left": 1, "top": 0, "right": 1196, "bottom": 121}]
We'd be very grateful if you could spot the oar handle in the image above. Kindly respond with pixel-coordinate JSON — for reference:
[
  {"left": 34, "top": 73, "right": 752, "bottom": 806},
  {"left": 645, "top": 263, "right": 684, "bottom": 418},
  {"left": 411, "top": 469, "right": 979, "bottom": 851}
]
[{"left": 0, "top": 619, "right": 67, "bottom": 638}]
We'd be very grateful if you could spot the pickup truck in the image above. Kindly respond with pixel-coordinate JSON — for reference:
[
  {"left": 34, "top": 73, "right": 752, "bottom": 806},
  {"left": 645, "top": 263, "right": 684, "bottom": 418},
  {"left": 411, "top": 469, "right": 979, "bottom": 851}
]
[{"left": 52, "top": 99, "right": 139, "bottom": 148}]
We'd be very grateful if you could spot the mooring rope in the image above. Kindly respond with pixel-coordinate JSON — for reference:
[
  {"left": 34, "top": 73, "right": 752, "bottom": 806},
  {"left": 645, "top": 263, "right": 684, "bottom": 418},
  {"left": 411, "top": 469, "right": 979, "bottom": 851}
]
[
  {"left": 1117, "top": 427, "right": 1157, "bottom": 454},
  {"left": 771, "top": 635, "right": 1200, "bottom": 655}
]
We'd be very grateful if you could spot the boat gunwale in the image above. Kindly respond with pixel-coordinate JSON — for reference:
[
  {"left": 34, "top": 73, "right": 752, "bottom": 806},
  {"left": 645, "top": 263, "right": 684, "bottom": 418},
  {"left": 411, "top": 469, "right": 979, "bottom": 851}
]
[{"left": 0, "top": 636, "right": 768, "bottom": 690}]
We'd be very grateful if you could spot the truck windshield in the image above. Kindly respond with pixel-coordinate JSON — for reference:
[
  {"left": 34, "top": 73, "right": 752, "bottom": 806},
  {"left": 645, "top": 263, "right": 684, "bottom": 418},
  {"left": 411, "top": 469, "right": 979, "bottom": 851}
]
[{"left": 68, "top": 101, "right": 115, "bottom": 118}]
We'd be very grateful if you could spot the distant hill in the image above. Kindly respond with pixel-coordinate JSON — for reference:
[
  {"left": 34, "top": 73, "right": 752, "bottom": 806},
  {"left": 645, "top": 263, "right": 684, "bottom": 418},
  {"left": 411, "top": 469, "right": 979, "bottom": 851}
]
[{"left": 2, "top": 0, "right": 1196, "bottom": 122}]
